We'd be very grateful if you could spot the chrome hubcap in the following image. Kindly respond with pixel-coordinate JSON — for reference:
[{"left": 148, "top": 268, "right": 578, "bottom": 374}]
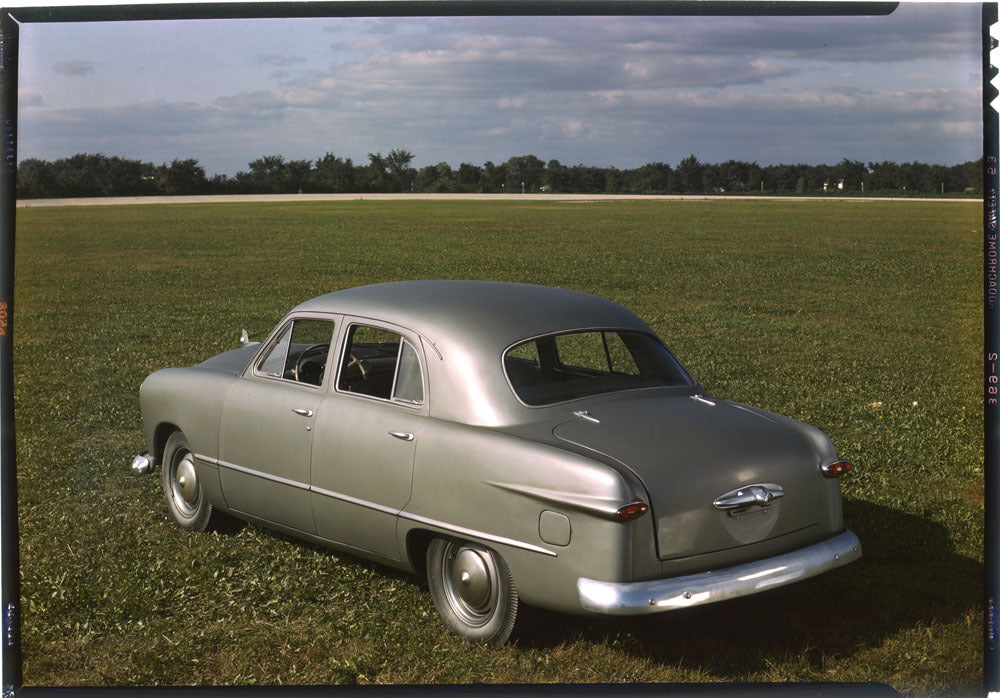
[
  {"left": 452, "top": 548, "right": 492, "bottom": 610},
  {"left": 171, "top": 452, "right": 199, "bottom": 516},
  {"left": 442, "top": 542, "right": 499, "bottom": 627},
  {"left": 176, "top": 456, "right": 198, "bottom": 503}
]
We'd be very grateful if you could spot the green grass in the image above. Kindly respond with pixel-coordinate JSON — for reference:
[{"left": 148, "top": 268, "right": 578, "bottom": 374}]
[{"left": 13, "top": 199, "right": 983, "bottom": 693}]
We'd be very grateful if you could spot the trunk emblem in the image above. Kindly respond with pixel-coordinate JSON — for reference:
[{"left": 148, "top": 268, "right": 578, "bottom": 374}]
[{"left": 713, "top": 484, "right": 786, "bottom": 513}]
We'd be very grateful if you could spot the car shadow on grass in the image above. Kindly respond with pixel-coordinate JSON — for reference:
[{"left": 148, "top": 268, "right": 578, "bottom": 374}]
[
  {"left": 511, "top": 498, "right": 981, "bottom": 670},
  {"left": 233, "top": 498, "right": 979, "bottom": 679}
]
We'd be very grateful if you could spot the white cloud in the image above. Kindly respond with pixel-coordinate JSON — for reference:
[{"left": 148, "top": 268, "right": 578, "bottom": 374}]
[
  {"left": 255, "top": 53, "right": 307, "bottom": 68},
  {"left": 496, "top": 96, "right": 527, "bottom": 110}
]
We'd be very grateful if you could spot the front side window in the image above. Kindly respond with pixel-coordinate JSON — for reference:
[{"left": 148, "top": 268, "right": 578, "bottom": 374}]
[
  {"left": 255, "top": 318, "right": 335, "bottom": 386},
  {"left": 504, "top": 330, "right": 692, "bottom": 406},
  {"left": 338, "top": 324, "right": 424, "bottom": 404}
]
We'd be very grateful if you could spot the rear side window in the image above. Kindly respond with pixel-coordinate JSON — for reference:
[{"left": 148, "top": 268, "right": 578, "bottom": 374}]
[
  {"left": 337, "top": 324, "right": 424, "bottom": 405},
  {"left": 504, "top": 330, "right": 691, "bottom": 406}
]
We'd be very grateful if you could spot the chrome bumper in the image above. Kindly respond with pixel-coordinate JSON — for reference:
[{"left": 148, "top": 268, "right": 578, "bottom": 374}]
[
  {"left": 577, "top": 529, "right": 861, "bottom": 615},
  {"left": 130, "top": 453, "right": 153, "bottom": 475}
]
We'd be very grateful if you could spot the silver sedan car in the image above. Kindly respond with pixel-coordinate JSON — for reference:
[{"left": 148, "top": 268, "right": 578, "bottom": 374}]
[{"left": 132, "top": 280, "right": 860, "bottom": 646}]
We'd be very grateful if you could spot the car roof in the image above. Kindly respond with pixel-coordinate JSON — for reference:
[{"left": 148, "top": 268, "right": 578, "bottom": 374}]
[
  {"left": 293, "top": 280, "right": 650, "bottom": 351},
  {"left": 291, "top": 281, "right": 655, "bottom": 426}
]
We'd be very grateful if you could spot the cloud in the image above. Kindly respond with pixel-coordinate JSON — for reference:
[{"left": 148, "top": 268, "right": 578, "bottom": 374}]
[
  {"left": 53, "top": 60, "right": 96, "bottom": 76},
  {"left": 255, "top": 53, "right": 307, "bottom": 68},
  {"left": 15, "top": 8, "right": 982, "bottom": 175}
]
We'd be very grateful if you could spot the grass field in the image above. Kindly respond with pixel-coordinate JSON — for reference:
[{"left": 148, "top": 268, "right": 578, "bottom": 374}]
[{"left": 12, "top": 198, "right": 983, "bottom": 693}]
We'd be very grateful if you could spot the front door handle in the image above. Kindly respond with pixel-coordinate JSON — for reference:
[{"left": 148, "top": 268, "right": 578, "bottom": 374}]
[
  {"left": 389, "top": 431, "right": 414, "bottom": 441},
  {"left": 292, "top": 408, "right": 314, "bottom": 417}
]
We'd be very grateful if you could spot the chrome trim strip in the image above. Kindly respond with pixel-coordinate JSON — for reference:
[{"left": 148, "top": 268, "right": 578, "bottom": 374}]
[
  {"left": 398, "top": 511, "right": 558, "bottom": 557},
  {"left": 573, "top": 409, "right": 601, "bottom": 424},
  {"left": 486, "top": 480, "right": 621, "bottom": 519},
  {"left": 712, "top": 483, "right": 786, "bottom": 511},
  {"left": 198, "top": 454, "right": 311, "bottom": 491},
  {"left": 202, "top": 453, "right": 551, "bottom": 557},
  {"left": 577, "top": 529, "right": 861, "bottom": 615},
  {"left": 310, "top": 485, "right": 399, "bottom": 516}
]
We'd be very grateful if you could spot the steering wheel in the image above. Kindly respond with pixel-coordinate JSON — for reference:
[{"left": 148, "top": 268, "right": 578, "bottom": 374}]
[
  {"left": 346, "top": 352, "right": 369, "bottom": 380},
  {"left": 293, "top": 343, "right": 329, "bottom": 385}
]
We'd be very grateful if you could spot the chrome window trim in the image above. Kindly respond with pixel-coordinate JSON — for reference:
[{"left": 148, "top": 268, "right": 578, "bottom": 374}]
[
  {"left": 254, "top": 320, "right": 294, "bottom": 380},
  {"left": 334, "top": 321, "right": 426, "bottom": 410},
  {"left": 390, "top": 338, "right": 425, "bottom": 405},
  {"left": 199, "top": 454, "right": 553, "bottom": 558},
  {"left": 250, "top": 315, "right": 338, "bottom": 390}
]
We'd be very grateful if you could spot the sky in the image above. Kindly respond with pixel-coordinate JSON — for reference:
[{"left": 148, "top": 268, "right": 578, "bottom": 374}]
[{"left": 15, "top": 3, "right": 984, "bottom": 177}]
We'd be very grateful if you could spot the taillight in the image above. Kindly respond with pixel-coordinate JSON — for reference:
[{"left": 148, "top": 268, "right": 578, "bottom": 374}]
[
  {"left": 616, "top": 500, "right": 649, "bottom": 521},
  {"left": 822, "top": 460, "right": 852, "bottom": 478}
]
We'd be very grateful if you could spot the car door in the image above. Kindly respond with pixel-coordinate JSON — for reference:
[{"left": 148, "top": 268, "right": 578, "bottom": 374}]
[
  {"left": 218, "top": 315, "right": 338, "bottom": 533},
  {"left": 310, "top": 320, "right": 427, "bottom": 559}
]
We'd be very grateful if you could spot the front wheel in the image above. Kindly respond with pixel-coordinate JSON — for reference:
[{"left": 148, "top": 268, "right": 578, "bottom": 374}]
[
  {"left": 161, "top": 431, "right": 228, "bottom": 532},
  {"left": 426, "top": 538, "right": 519, "bottom": 647}
]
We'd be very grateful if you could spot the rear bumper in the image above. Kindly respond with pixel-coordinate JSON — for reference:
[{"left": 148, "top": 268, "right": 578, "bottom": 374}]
[{"left": 577, "top": 529, "right": 861, "bottom": 615}]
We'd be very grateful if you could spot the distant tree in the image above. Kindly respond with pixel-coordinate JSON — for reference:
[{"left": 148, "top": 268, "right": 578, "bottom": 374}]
[
  {"left": 544, "top": 159, "right": 569, "bottom": 192},
  {"left": 206, "top": 173, "right": 234, "bottom": 194},
  {"left": 364, "top": 152, "right": 389, "bottom": 192},
  {"left": 285, "top": 159, "right": 313, "bottom": 193},
  {"left": 415, "top": 162, "right": 456, "bottom": 192},
  {"left": 604, "top": 166, "right": 623, "bottom": 194},
  {"left": 309, "top": 153, "right": 356, "bottom": 192},
  {"left": 15, "top": 150, "right": 983, "bottom": 199},
  {"left": 629, "top": 162, "right": 671, "bottom": 193},
  {"left": 483, "top": 161, "right": 508, "bottom": 192},
  {"left": 832, "top": 159, "right": 866, "bottom": 191},
  {"left": 456, "top": 162, "right": 484, "bottom": 192},
  {"left": 505, "top": 155, "right": 545, "bottom": 193},
  {"left": 157, "top": 158, "right": 207, "bottom": 195},
  {"left": 964, "top": 158, "right": 984, "bottom": 194},
  {"left": 244, "top": 155, "right": 288, "bottom": 193},
  {"left": 674, "top": 155, "right": 704, "bottom": 193},
  {"left": 386, "top": 148, "right": 416, "bottom": 192},
  {"left": 363, "top": 149, "right": 416, "bottom": 192},
  {"left": 17, "top": 158, "right": 57, "bottom": 198}
]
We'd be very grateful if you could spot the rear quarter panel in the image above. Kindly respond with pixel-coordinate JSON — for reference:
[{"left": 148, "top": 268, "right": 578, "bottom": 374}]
[{"left": 400, "top": 419, "right": 652, "bottom": 615}]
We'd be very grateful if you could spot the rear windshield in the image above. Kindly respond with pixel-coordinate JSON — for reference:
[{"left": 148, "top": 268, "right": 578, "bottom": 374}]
[{"left": 504, "top": 330, "right": 693, "bottom": 406}]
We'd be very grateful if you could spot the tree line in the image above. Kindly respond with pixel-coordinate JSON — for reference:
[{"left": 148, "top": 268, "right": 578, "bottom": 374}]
[{"left": 16, "top": 150, "right": 984, "bottom": 199}]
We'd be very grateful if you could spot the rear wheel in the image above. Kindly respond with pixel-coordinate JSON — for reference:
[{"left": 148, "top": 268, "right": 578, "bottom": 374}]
[
  {"left": 161, "top": 431, "right": 228, "bottom": 531},
  {"left": 426, "top": 537, "right": 518, "bottom": 647}
]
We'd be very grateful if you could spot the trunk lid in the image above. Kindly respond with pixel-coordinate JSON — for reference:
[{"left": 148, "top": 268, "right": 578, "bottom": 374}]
[{"left": 552, "top": 392, "right": 824, "bottom": 560}]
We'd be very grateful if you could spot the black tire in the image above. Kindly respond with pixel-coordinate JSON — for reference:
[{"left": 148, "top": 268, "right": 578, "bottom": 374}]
[
  {"left": 161, "top": 431, "right": 226, "bottom": 532},
  {"left": 426, "top": 537, "right": 518, "bottom": 647}
]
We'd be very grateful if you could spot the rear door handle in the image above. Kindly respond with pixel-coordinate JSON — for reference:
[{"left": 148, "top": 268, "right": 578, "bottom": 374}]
[
  {"left": 389, "top": 431, "right": 414, "bottom": 441},
  {"left": 292, "top": 408, "right": 314, "bottom": 417}
]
